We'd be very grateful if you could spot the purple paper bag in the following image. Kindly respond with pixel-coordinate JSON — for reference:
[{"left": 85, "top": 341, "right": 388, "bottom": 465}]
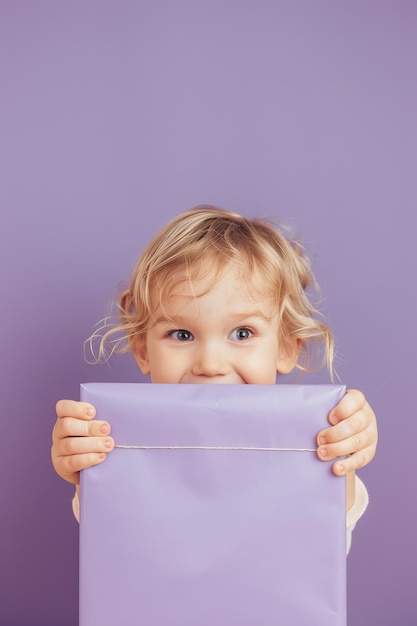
[{"left": 80, "top": 383, "right": 346, "bottom": 626}]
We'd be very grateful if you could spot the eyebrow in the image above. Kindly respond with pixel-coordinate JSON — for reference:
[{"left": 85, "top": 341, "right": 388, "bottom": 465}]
[
  {"left": 228, "top": 311, "right": 274, "bottom": 323},
  {"left": 154, "top": 310, "right": 274, "bottom": 325}
]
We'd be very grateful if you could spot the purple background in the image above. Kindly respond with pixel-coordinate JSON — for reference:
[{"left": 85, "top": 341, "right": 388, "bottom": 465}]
[{"left": 1, "top": 2, "right": 415, "bottom": 625}]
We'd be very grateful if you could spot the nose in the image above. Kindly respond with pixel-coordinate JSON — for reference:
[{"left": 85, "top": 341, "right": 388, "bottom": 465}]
[{"left": 191, "top": 341, "right": 230, "bottom": 378}]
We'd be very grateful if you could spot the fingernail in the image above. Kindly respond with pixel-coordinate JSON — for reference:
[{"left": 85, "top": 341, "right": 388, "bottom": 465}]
[
  {"left": 335, "top": 463, "right": 344, "bottom": 474},
  {"left": 330, "top": 415, "right": 338, "bottom": 425},
  {"left": 318, "top": 436, "right": 326, "bottom": 446},
  {"left": 104, "top": 438, "right": 113, "bottom": 449},
  {"left": 100, "top": 424, "right": 110, "bottom": 435},
  {"left": 98, "top": 453, "right": 106, "bottom": 460},
  {"left": 86, "top": 408, "right": 95, "bottom": 417},
  {"left": 319, "top": 446, "right": 327, "bottom": 457}
]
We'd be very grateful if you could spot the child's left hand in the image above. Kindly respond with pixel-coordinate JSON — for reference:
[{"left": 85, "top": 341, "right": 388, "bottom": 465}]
[{"left": 316, "top": 389, "right": 378, "bottom": 475}]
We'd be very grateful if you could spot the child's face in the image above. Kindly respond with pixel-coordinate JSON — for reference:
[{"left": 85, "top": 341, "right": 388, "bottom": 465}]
[{"left": 134, "top": 264, "right": 299, "bottom": 384}]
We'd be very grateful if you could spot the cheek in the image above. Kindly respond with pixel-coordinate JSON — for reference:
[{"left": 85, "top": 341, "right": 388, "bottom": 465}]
[
  {"left": 253, "top": 369, "right": 278, "bottom": 384},
  {"left": 239, "top": 351, "right": 278, "bottom": 384},
  {"left": 149, "top": 366, "right": 178, "bottom": 383},
  {"left": 148, "top": 348, "right": 188, "bottom": 383}
]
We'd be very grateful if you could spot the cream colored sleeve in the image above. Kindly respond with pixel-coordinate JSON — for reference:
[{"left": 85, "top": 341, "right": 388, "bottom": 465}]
[
  {"left": 72, "top": 489, "right": 80, "bottom": 523},
  {"left": 346, "top": 475, "right": 369, "bottom": 554}
]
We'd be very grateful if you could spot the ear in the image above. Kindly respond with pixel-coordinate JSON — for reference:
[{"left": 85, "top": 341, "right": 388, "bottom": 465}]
[
  {"left": 276, "top": 338, "right": 302, "bottom": 374},
  {"left": 133, "top": 335, "right": 151, "bottom": 375}
]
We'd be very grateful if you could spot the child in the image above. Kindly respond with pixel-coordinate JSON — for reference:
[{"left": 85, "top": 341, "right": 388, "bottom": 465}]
[{"left": 51, "top": 205, "right": 377, "bottom": 552}]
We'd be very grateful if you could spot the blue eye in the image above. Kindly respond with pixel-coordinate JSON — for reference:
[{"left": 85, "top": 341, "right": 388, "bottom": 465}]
[
  {"left": 229, "top": 327, "right": 252, "bottom": 341},
  {"left": 168, "top": 329, "right": 194, "bottom": 341}
]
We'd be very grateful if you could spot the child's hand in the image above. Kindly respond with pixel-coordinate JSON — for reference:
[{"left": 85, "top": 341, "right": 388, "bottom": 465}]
[
  {"left": 316, "top": 389, "right": 378, "bottom": 476},
  {"left": 51, "top": 400, "right": 114, "bottom": 485}
]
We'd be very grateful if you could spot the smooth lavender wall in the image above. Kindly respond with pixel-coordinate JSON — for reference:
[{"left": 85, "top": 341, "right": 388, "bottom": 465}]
[{"left": 1, "top": 2, "right": 416, "bottom": 625}]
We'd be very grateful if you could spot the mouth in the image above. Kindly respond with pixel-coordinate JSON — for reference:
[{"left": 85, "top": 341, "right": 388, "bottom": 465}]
[{"left": 179, "top": 376, "right": 247, "bottom": 385}]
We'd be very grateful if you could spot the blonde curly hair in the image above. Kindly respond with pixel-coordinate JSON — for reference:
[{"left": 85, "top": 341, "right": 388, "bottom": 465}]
[{"left": 86, "top": 205, "right": 334, "bottom": 377}]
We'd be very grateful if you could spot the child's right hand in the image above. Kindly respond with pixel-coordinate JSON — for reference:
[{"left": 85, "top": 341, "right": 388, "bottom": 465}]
[{"left": 51, "top": 400, "right": 114, "bottom": 485}]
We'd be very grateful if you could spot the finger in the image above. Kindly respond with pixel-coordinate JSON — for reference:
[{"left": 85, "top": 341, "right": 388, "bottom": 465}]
[
  {"left": 328, "top": 389, "right": 366, "bottom": 425},
  {"left": 52, "top": 416, "right": 111, "bottom": 442},
  {"left": 55, "top": 399, "right": 96, "bottom": 420},
  {"left": 52, "top": 451, "right": 109, "bottom": 484},
  {"left": 57, "top": 435, "right": 114, "bottom": 457},
  {"left": 317, "top": 407, "right": 371, "bottom": 446},
  {"left": 317, "top": 424, "right": 375, "bottom": 461},
  {"left": 330, "top": 446, "right": 376, "bottom": 476}
]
